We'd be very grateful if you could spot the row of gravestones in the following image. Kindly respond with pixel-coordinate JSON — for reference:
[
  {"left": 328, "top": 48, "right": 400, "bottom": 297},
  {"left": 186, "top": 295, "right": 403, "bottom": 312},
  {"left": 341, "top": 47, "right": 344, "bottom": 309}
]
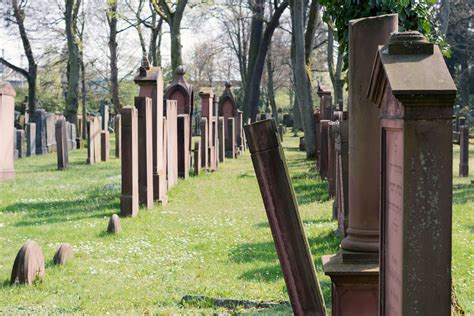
[
  {"left": 117, "top": 60, "right": 245, "bottom": 217},
  {"left": 0, "top": 83, "right": 79, "bottom": 181},
  {"left": 247, "top": 16, "right": 459, "bottom": 316}
]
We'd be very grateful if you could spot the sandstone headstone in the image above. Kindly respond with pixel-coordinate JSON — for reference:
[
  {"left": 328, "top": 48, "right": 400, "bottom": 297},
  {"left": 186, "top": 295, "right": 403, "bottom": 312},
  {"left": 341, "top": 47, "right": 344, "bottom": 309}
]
[
  {"left": 193, "top": 139, "right": 201, "bottom": 175},
  {"left": 34, "top": 109, "right": 47, "bottom": 155},
  {"left": 100, "top": 101, "right": 109, "bottom": 131},
  {"left": 314, "top": 112, "right": 321, "bottom": 165},
  {"left": 101, "top": 130, "right": 110, "bottom": 162},
  {"left": 226, "top": 117, "right": 236, "bottom": 158},
  {"left": 367, "top": 31, "right": 456, "bottom": 315},
  {"left": 200, "top": 117, "right": 209, "bottom": 169},
  {"left": 319, "top": 120, "right": 329, "bottom": 179},
  {"left": 218, "top": 117, "right": 225, "bottom": 163},
  {"left": 136, "top": 96, "right": 154, "bottom": 208},
  {"left": 107, "top": 214, "right": 122, "bottom": 234},
  {"left": 115, "top": 114, "right": 121, "bottom": 159},
  {"left": 460, "top": 125, "right": 469, "bottom": 177},
  {"left": 10, "top": 240, "right": 45, "bottom": 285},
  {"left": 45, "top": 113, "right": 56, "bottom": 153},
  {"left": 166, "top": 100, "right": 178, "bottom": 188},
  {"left": 120, "top": 106, "right": 139, "bottom": 217},
  {"left": 327, "top": 122, "right": 337, "bottom": 198},
  {"left": 177, "top": 114, "right": 190, "bottom": 179},
  {"left": 16, "top": 129, "right": 25, "bottom": 158},
  {"left": 52, "top": 243, "right": 74, "bottom": 265},
  {"left": 55, "top": 119, "right": 69, "bottom": 170},
  {"left": 0, "top": 82, "right": 16, "bottom": 181}
]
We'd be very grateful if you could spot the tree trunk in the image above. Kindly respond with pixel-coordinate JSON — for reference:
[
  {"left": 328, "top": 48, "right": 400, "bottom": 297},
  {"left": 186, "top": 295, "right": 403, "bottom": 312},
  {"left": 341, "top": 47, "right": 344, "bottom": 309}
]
[
  {"left": 266, "top": 49, "right": 278, "bottom": 125},
  {"left": 460, "top": 55, "right": 470, "bottom": 107},
  {"left": 108, "top": 1, "right": 121, "bottom": 113},
  {"left": 290, "top": 0, "right": 316, "bottom": 158},
  {"left": 65, "top": 0, "right": 81, "bottom": 125}
]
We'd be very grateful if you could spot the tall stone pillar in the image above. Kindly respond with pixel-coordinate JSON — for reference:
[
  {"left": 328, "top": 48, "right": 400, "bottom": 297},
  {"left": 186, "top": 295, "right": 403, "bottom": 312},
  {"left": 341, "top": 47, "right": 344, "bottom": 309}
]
[
  {"left": 115, "top": 114, "right": 121, "bottom": 159},
  {"left": 341, "top": 14, "right": 398, "bottom": 258},
  {"left": 55, "top": 119, "right": 69, "bottom": 170},
  {"left": 460, "top": 125, "right": 469, "bottom": 177},
  {"left": 0, "top": 82, "right": 16, "bottom": 181}
]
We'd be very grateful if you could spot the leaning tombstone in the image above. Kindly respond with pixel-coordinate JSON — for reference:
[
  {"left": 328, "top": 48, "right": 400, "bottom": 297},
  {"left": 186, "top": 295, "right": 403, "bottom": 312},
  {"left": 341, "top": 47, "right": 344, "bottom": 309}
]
[
  {"left": 366, "top": 31, "right": 457, "bottom": 315},
  {"left": 135, "top": 96, "right": 154, "bottom": 208},
  {"left": 10, "top": 240, "right": 45, "bottom": 285},
  {"left": 460, "top": 125, "right": 469, "bottom": 177},
  {"left": 194, "top": 140, "right": 201, "bottom": 175},
  {"left": 0, "top": 82, "right": 16, "bottom": 181},
  {"left": 120, "top": 106, "right": 139, "bottom": 217},
  {"left": 245, "top": 119, "right": 326, "bottom": 316},
  {"left": 107, "top": 214, "right": 122, "bottom": 234},
  {"left": 26, "top": 122, "right": 36, "bottom": 156},
  {"left": 52, "top": 243, "right": 74, "bottom": 265},
  {"left": 55, "top": 119, "right": 69, "bottom": 170}
]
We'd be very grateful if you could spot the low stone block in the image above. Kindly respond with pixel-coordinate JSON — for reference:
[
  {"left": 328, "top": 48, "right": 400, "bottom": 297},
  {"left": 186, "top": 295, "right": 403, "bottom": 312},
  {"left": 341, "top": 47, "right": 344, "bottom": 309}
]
[
  {"left": 107, "top": 214, "right": 122, "bottom": 234},
  {"left": 53, "top": 243, "right": 74, "bottom": 265},
  {"left": 10, "top": 240, "right": 45, "bottom": 285}
]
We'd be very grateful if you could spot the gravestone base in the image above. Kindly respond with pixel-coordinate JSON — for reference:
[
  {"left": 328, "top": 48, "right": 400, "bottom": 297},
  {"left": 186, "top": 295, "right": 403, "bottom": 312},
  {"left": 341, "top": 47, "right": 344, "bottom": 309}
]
[
  {"left": 322, "top": 254, "right": 378, "bottom": 316},
  {"left": 341, "top": 249, "right": 378, "bottom": 263}
]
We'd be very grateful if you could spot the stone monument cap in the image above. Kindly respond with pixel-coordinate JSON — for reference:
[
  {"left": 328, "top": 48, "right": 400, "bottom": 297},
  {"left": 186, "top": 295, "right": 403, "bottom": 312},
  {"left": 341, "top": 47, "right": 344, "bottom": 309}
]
[
  {"left": 134, "top": 57, "right": 162, "bottom": 84},
  {"left": 387, "top": 31, "right": 433, "bottom": 55},
  {"left": 244, "top": 119, "right": 280, "bottom": 154}
]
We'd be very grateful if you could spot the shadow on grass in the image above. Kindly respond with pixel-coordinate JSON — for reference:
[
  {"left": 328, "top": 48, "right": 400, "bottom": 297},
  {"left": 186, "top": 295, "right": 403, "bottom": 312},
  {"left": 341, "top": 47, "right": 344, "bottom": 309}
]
[
  {"left": 2, "top": 187, "right": 119, "bottom": 226},
  {"left": 254, "top": 218, "right": 334, "bottom": 229},
  {"left": 453, "top": 183, "right": 474, "bottom": 204}
]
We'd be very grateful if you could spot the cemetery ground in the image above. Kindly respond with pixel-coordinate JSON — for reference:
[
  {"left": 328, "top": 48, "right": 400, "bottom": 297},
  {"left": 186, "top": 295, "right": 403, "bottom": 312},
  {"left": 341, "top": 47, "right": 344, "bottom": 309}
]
[{"left": 0, "top": 134, "right": 472, "bottom": 314}]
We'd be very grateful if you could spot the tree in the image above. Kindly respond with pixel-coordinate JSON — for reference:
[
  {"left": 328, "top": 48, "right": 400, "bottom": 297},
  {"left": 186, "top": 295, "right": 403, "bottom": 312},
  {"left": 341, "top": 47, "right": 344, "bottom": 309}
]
[
  {"left": 242, "top": 0, "right": 288, "bottom": 121},
  {"left": 65, "top": 0, "right": 81, "bottom": 124},
  {"left": 0, "top": 0, "right": 37, "bottom": 115},
  {"left": 107, "top": 0, "right": 121, "bottom": 113},
  {"left": 151, "top": 0, "right": 189, "bottom": 71}
]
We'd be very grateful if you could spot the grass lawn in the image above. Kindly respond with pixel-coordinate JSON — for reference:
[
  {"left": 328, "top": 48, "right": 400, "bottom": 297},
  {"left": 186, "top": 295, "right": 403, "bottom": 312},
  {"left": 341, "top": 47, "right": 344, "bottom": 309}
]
[{"left": 0, "top": 133, "right": 472, "bottom": 314}]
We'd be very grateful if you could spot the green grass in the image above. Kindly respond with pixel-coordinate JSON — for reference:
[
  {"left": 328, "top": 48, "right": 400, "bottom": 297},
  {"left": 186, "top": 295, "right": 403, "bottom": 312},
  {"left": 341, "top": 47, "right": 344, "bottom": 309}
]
[
  {"left": 0, "top": 134, "right": 336, "bottom": 314},
  {"left": 0, "top": 134, "right": 472, "bottom": 314}
]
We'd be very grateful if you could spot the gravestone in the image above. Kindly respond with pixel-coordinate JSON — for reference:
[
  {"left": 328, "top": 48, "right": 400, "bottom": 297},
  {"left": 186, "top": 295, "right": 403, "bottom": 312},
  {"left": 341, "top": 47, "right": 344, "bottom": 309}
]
[
  {"left": 16, "top": 130, "right": 25, "bottom": 158},
  {"left": 317, "top": 83, "right": 332, "bottom": 121},
  {"left": 10, "top": 240, "right": 45, "bottom": 285},
  {"left": 236, "top": 110, "right": 244, "bottom": 154},
  {"left": 226, "top": 117, "right": 236, "bottom": 158},
  {"left": 77, "top": 115, "right": 84, "bottom": 149},
  {"left": 45, "top": 113, "right": 56, "bottom": 153},
  {"left": 26, "top": 122, "right": 36, "bottom": 156},
  {"left": 13, "top": 128, "right": 18, "bottom": 160},
  {"left": 245, "top": 119, "right": 326, "bottom": 315},
  {"left": 218, "top": 117, "right": 225, "bottom": 163},
  {"left": 115, "top": 114, "right": 121, "bottom": 159},
  {"left": 327, "top": 122, "right": 337, "bottom": 198},
  {"left": 322, "top": 14, "right": 398, "bottom": 316},
  {"left": 101, "top": 131, "right": 110, "bottom": 162},
  {"left": 335, "top": 116, "right": 349, "bottom": 237},
  {"left": 367, "top": 31, "right": 456, "bottom": 315},
  {"left": 100, "top": 101, "right": 109, "bottom": 130},
  {"left": 460, "top": 125, "right": 469, "bottom": 177},
  {"left": 120, "top": 106, "right": 139, "bottom": 217},
  {"left": 278, "top": 124, "right": 284, "bottom": 142},
  {"left": 134, "top": 57, "right": 167, "bottom": 204},
  {"left": 166, "top": 100, "right": 178, "bottom": 188},
  {"left": 135, "top": 96, "right": 154, "bottom": 208},
  {"left": 0, "top": 82, "right": 16, "bottom": 181},
  {"left": 177, "top": 114, "right": 190, "bottom": 179},
  {"left": 107, "top": 214, "right": 122, "bottom": 234},
  {"left": 164, "top": 65, "right": 194, "bottom": 152},
  {"left": 200, "top": 118, "right": 209, "bottom": 169},
  {"left": 53, "top": 243, "right": 74, "bottom": 265},
  {"left": 34, "top": 109, "right": 47, "bottom": 155},
  {"left": 314, "top": 112, "right": 321, "bottom": 165},
  {"left": 66, "top": 122, "right": 76, "bottom": 151},
  {"left": 200, "top": 88, "right": 216, "bottom": 170},
  {"left": 55, "top": 119, "right": 69, "bottom": 170},
  {"left": 194, "top": 139, "right": 201, "bottom": 175},
  {"left": 319, "top": 120, "right": 330, "bottom": 179},
  {"left": 87, "top": 117, "right": 101, "bottom": 164}
]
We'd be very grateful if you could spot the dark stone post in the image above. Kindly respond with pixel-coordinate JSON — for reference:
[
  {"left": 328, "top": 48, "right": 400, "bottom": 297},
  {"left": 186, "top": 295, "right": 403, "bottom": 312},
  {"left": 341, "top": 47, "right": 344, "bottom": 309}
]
[
  {"left": 218, "top": 117, "right": 225, "bottom": 163},
  {"left": 327, "top": 122, "right": 337, "bottom": 197},
  {"left": 100, "top": 131, "right": 110, "bottom": 162},
  {"left": 120, "top": 106, "right": 139, "bottom": 217},
  {"left": 200, "top": 117, "right": 208, "bottom": 169},
  {"left": 55, "top": 119, "right": 69, "bottom": 170},
  {"left": 460, "top": 125, "right": 469, "bottom": 177},
  {"left": 16, "top": 129, "right": 24, "bottom": 158},
  {"left": 244, "top": 119, "right": 326, "bottom": 316},
  {"left": 177, "top": 114, "right": 190, "bottom": 179},
  {"left": 26, "top": 123, "right": 36, "bottom": 157},
  {"left": 115, "top": 114, "right": 121, "bottom": 159},
  {"left": 319, "top": 120, "right": 329, "bottom": 179},
  {"left": 226, "top": 117, "right": 236, "bottom": 158},
  {"left": 135, "top": 96, "right": 154, "bottom": 209},
  {"left": 314, "top": 112, "right": 320, "bottom": 165},
  {"left": 193, "top": 139, "right": 201, "bottom": 175}
]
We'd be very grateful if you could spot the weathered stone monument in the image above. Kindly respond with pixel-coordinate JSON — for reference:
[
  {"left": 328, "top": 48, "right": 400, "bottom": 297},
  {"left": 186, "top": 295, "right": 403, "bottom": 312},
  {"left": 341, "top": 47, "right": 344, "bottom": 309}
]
[
  {"left": 0, "top": 81, "right": 16, "bottom": 181},
  {"left": 226, "top": 118, "right": 236, "bottom": 158},
  {"left": 460, "top": 125, "right": 469, "bottom": 177},
  {"left": 34, "top": 109, "right": 47, "bottom": 155},
  {"left": 136, "top": 96, "right": 154, "bottom": 208},
  {"left": 55, "top": 119, "right": 69, "bottom": 170},
  {"left": 134, "top": 57, "right": 167, "bottom": 204},
  {"left": 107, "top": 214, "right": 122, "bottom": 234},
  {"left": 45, "top": 113, "right": 56, "bottom": 153},
  {"left": 322, "top": 14, "right": 398, "bottom": 316},
  {"left": 367, "top": 31, "right": 456, "bottom": 315},
  {"left": 314, "top": 112, "right": 320, "bottom": 164},
  {"left": 245, "top": 119, "right": 326, "bottom": 316},
  {"left": 193, "top": 139, "right": 201, "bottom": 175},
  {"left": 177, "top": 114, "right": 190, "bottom": 179},
  {"left": 53, "top": 243, "right": 74, "bottom": 265},
  {"left": 219, "top": 82, "right": 238, "bottom": 159},
  {"left": 335, "top": 115, "right": 349, "bottom": 237},
  {"left": 120, "top": 106, "right": 139, "bottom": 217},
  {"left": 319, "top": 120, "right": 330, "bottom": 179},
  {"left": 327, "top": 122, "right": 337, "bottom": 197},
  {"left": 100, "top": 101, "right": 109, "bottom": 131},
  {"left": 317, "top": 83, "right": 333, "bottom": 121},
  {"left": 218, "top": 117, "right": 225, "bottom": 163},
  {"left": 10, "top": 240, "right": 45, "bottom": 285},
  {"left": 16, "top": 129, "right": 25, "bottom": 159},
  {"left": 166, "top": 100, "right": 178, "bottom": 188},
  {"left": 87, "top": 117, "right": 101, "bottom": 164},
  {"left": 201, "top": 88, "right": 216, "bottom": 171},
  {"left": 200, "top": 117, "right": 209, "bottom": 169},
  {"left": 26, "top": 122, "right": 36, "bottom": 156}
]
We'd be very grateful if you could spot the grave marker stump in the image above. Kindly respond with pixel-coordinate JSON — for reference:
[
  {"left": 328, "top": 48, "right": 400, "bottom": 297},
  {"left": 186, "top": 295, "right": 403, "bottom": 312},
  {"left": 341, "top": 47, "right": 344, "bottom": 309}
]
[
  {"left": 367, "top": 31, "right": 456, "bottom": 315},
  {"left": 120, "top": 106, "right": 139, "bottom": 217},
  {"left": 0, "top": 82, "right": 16, "bottom": 181},
  {"left": 136, "top": 96, "right": 154, "bottom": 208}
]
